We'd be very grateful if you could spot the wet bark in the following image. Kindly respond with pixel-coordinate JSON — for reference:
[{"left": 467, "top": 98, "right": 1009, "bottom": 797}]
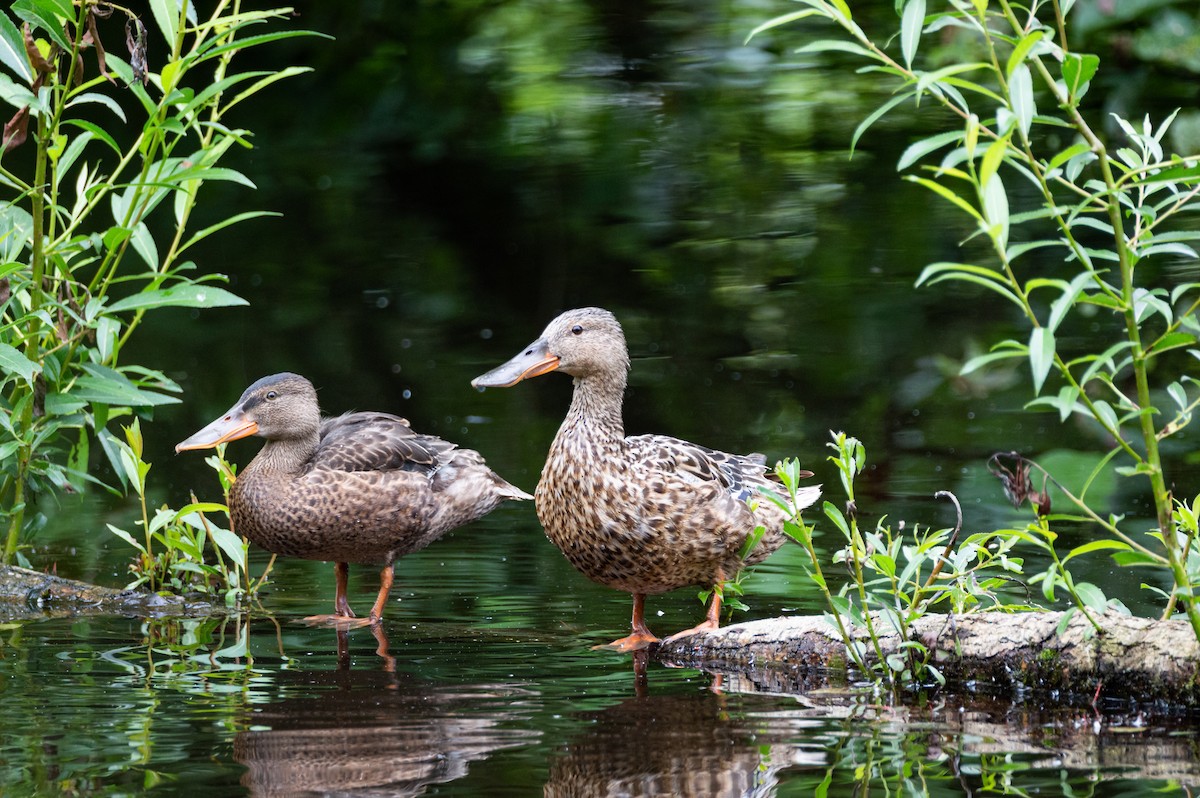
[
  {"left": 656, "top": 610, "right": 1200, "bottom": 705},
  {"left": 0, "top": 564, "right": 219, "bottom": 621}
]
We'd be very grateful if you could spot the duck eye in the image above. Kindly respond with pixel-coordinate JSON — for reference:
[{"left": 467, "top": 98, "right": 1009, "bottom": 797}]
[
  {"left": 571, "top": 325, "right": 583, "bottom": 335},
  {"left": 266, "top": 390, "right": 278, "bottom": 400}
]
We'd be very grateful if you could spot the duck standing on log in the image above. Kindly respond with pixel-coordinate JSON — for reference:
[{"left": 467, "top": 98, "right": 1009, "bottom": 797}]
[
  {"left": 176, "top": 372, "right": 531, "bottom": 625},
  {"left": 473, "top": 307, "right": 820, "bottom": 650}
]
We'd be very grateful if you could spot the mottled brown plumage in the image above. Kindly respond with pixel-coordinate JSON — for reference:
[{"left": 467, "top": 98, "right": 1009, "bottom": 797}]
[
  {"left": 473, "top": 308, "right": 819, "bottom": 650},
  {"left": 176, "top": 373, "right": 531, "bottom": 623}
]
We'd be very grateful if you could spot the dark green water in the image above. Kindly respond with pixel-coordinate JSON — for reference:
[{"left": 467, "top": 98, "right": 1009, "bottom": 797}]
[
  {"left": 5, "top": 1, "right": 1200, "bottom": 794},
  {"left": 5, "top": 521, "right": 1200, "bottom": 796}
]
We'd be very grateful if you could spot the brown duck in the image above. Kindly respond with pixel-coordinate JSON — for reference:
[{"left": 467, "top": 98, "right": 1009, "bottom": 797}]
[
  {"left": 472, "top": 308, "right": 819, "bottom": 650},
  {"left": 176, "top": 372, "right": 531, "bottom": 624}
]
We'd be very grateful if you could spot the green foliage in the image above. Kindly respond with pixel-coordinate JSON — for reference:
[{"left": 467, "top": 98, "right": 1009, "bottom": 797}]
[
  {"left": 0, "top": 2, "right": 317, "bottom": 564},
  {"left": 772, "top": 434, "right": 1025, "bottom": 689},
  {"left": 757, "top": 0, "right": 1200, "bottom": 642},
  {"left": 105, "top": 419, "right": 271, "bottom": 603}
]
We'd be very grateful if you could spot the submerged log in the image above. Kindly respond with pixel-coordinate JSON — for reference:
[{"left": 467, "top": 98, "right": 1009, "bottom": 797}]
[
  {"left": 0, "top": 564, "right": 218, "bottom": 621},
  {"left": 656, "top": 610, "right": 1200, "bottom": 705}
]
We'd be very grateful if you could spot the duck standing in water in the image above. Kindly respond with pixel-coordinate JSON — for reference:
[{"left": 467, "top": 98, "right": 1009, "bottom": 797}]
[
  {"left": 473, "top": 308, "right": 820, "bottom": 650},
  {"left": 176, "top": 372, "right": 531, "bottom": 625}
]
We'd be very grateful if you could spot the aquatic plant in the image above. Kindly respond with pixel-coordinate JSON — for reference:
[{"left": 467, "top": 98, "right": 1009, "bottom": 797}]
[
  {"left": 771, "top": 435, "right": 1025, "bottom": 687},
  {"left": 105, "top": 418, "right": 271, "bottom": 599},
  {"left": 755, "top": 1, "right": 1200, "bottom": 642},
  {"left": 0, "top": 2, "right": 317, "bottom": 565}
]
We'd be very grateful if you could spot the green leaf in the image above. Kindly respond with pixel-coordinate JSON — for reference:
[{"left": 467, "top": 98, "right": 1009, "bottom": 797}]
[
  {"left": 65, "top": 92, "right": 127, "bottom": 123},
  {"left": 1139, "top": 242, "right": 1198, "bottom": 260},
  {"left": 150, "top": 0, "right": 182, "bottom": 48},
  {"left": 915, "top": 62, "right": 990, "bottom": 97},
  {"left": 850, "top": 92, "right": 914, "bottom": 158},
  {"left": 961, "top": 347, "right": 1026, "bottom": 376},
  {"left": 105, "top": 283, "right": 247, "bottom": 313},
  {"left": 1111, "top": 551, "right": 1163, "bottom": 567},
  {"left": 916, "top": 262, "right": 1025, "bottom": 312},
  {"left": 0, "top": 72, "right": 38, "bottom": 111},
  {"left": 0, "top": 342, "right": 38, "bottom": 384},
  {"left": 1062, "top": 53, "right": 1099, "bottom": 102},
  {"left": 897, "top": 129, "right": 962, "bottom": 171},
  {"left": 1063, "top": 539, "right": 1132, "bottom": 564},
  {"left": 44, "top": 392, "right": 86, "bottom": 415},
  {"left": 192, "top": 29, "right": 328, "bottom": 66},
  {"left": 1055, "top": 606, "right": 1075, "bottom": 633},
  {"left": 1141, "top": 162, "right": 1200, "bottom": 185},
  {"left": 1007, "top": 239, "right": 1062, "bottom": 261},
  {"left": 1148, "top": 332, "right": 1197, "bottom": 356},
  {"left": 1006, "top": 28, "right": 1044, "bottom": 79},
  {"left": 11, "top": 0, "right": 71, "bottom": 52},
  {"left": 1009, "top": 63, "right": 1035, "bottom": 138},
  {"left": 1029, "top": 327, "right": 1055, "bottom": 394},
  {"left": 1047, "top": 142, "right": 1092, "bottom": 171},
  {"left": 0, "top": 10, "right": 32, "bottom": 84},
  {"left": 979, "top": 131, "right": 1010, "bottom": 191},
  {"left": 171, "top": 165, "right": 257, "bottom": 190},
  {"left": 62, "top": 119, "right": 122, "bottom": 156},
  {"left": 130, "top": 222, "right": 159, "bottom": 270},
  {"left": 71, "top": 371, "right": 181, "bottom": 407},
  {"left": 106, "top": 523, "right": 146, "bottom": 554},
  {"left": 179, "top": 210, "right": 280, "bottom": 254},
  {"left": 208, "top": 524, "right": 247, "bottom": 571},
  {"left": 980, "top": 172, "right": 1009, "bottom": 250},
  {"left": 1167, "top": 382, "right": 1188, "bottom": 415},
  {"left": 745, "top": 10, "right": 823, "bottom": 42},
  {"left": 1073, "top": 582, "right": 1107, "bottom": 613},
  {"left": 795, "top": 39, "right": 875, "bottom": 59},
  {"left": 224, "top": 66, "right": 314, "bottom": 114},
  {"left": 1115, "top": 462, "right": 1156, "bottom": 477},
  {"left": 900, "top": 0, "right": 925, "bottom": 70},
  {"left": 904, "top": 175, "right": 982, "bottom": 220},
  {"left": 826, "top": 0, "right": 853, "bottom": 23},
  {"left": 1047, "top": 272, "right": 1093, "bottom": 334},
  {"left": 1092, "top": 399, "right": 1119, "bottom": 433},
  {"left": 823, "top": 501, "right": 849, "bottom": 535}
]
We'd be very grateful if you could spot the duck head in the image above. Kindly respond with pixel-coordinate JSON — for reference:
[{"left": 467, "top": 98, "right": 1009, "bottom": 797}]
[
  {"left": 175, "top": 372, "right": 321, "bottom": 452},
  {"left": 472, "top": 307, "right": 630, "bottom": 388}
]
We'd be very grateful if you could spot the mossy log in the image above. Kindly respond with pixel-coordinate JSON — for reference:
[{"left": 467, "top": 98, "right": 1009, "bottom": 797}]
[
  {"left": 0, "top": 564, "right": 218, "bottom": 621},
  {"left": 656, "top": 610, "right": 1200, "bottom": 705}
]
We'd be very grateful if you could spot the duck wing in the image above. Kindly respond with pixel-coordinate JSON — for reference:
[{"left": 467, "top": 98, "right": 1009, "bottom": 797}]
[
  {"left": 314, "top": 412, "right": 457, "bottom": 474},
  {"left": 625, "top": 434, "right": 778, "bottom": 503}
]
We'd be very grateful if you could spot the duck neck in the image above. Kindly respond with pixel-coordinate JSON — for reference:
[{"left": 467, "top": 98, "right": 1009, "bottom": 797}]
[
  {"left": 556, "top": 371, "right": 627, "bottom": 452},
  {"left": 244, "top": 436, "right": 319, "bottom": 477}
]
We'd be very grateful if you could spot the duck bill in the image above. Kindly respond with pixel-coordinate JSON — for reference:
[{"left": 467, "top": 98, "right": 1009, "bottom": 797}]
[
  {"left": 472, "top": 338, "right": 560, "bottom": 389},
  {"left": 175, "top": 407, "right": 258, "bottom": 452}
]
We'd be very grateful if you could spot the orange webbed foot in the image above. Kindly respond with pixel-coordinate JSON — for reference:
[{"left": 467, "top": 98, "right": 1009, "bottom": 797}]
[
  {"left": 593, "top": 631, "right": 661, "bottom": 652},
  {"left": 300, "top": 614, "right": 376, "bottom": 629},
  {"left": 662, "top": 618, "right": 720, "bottom": 644}
]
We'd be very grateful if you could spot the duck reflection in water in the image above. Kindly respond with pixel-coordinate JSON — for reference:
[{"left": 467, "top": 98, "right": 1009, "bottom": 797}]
[
  {"left": 544, "top": 651, "right": 802, "bottom": 797},
  {"left": 234, "top": 625, "right": 538, "bottom": 797}
]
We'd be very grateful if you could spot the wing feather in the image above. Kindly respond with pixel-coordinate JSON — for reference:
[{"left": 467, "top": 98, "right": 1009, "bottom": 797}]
[{"left": 314, "top": 412, "right": 457, "bottom": 473}]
